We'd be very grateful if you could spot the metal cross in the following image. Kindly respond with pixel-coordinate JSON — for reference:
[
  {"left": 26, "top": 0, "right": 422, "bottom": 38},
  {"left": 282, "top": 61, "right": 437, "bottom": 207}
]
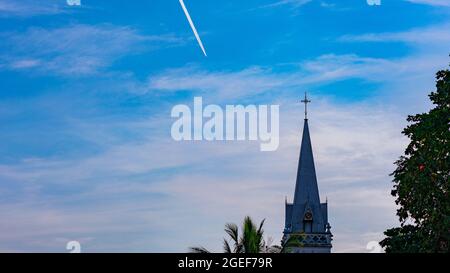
[{"left": 301, "top": 92, "right": 311, "bottom": 120}]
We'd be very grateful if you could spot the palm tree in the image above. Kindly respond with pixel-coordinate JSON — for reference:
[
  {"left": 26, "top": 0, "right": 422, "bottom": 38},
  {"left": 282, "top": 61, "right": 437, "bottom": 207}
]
[{"left": 190, "top": 216, "right": 281, "bottom": 253}]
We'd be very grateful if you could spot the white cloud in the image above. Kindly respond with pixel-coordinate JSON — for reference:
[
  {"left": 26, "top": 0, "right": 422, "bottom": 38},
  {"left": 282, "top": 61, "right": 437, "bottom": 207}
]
[
  {"left": 1, "top": 20, "right": 448, "bottom": 252},
  {"left": 0, "top": 24, "right": 186, "bottom": 76},
  {"left": 0, "top": 0, "right": 67, "bottom": 17},
  {"left": 0, "top": 95, "right": 408, "bottom": 252},
  {"left": 261, "top": 0, "right": 312, "bottom": 8},
  {"left": 149, "top": 66, "right": 285, "bottom": 100},
  {"left": 259, "top": 0, "right": 450, "bottom": 10},
  {"left": 335, "top": 22, "right": 450, "bottom": 111},
  {"left": 2, "top": 25, "right": 446, "bottom": 249},
  {"left": 148, "top": 52, "right": 447, "bottom": 112},
  {"left": 9, "top": 59, "right": 41, "bottom": 69},
  {"left": 405, "top": 0, "right": 450, "bottom": 7},
  {"left": 339, "top": 23, "right": 450, "bottom": 46}
]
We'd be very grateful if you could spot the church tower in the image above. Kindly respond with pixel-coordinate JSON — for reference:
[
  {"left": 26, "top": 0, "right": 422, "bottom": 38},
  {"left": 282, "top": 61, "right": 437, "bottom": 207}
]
[{"left": 282, "top": 93, "right": 332, "bottom": 253}]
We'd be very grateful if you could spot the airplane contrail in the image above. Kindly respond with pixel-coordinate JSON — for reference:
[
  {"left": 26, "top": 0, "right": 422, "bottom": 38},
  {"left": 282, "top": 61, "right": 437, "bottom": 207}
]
[{"left": 179, "top": 0, "right": 207, "bottom": 57}]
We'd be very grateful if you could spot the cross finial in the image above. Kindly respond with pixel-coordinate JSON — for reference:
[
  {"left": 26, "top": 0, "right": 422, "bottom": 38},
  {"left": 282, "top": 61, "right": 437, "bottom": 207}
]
[{"left": 301, "top": 92, "right": 311, "bottom": 120}]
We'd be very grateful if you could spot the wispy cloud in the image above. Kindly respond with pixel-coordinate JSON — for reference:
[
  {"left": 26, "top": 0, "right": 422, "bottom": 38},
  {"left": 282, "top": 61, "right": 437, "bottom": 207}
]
[
  {"left": 259, "top": 0, "right": 312, "bottom": 9},
  {"left": 0, "top": 97, "right": 406, "bottom": 252},
  {"left": 405, "top": 0, "right": 450, "bottom": 7},
  {"left": 147, "top": 52, "right": 446, "bottom": 105},
  {"left": 2, "top": 38, "right": 445, "bottom": 251},
  {"left": 0, "top": 24, "right": 186, "bottom": 76},
  {"left": 2, "top": 42, "right": 445, "bottom": 251},
  {"left": 0, "top": 0, "right": 68, "bottom": 17},
  {"left": 1, "top": 4, "right": 449, "bottom": 252},
  {"left": 338, "top": 23, "right": 450, "bottom": 45},
  {"left": 2, "top": 43, "right": 442, "bottom": 251}
]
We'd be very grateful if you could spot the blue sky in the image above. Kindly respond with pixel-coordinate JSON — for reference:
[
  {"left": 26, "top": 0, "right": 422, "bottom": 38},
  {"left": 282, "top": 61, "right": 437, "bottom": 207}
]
[{"left": 0, "top": 0, "right": 449, "bottom": 252}]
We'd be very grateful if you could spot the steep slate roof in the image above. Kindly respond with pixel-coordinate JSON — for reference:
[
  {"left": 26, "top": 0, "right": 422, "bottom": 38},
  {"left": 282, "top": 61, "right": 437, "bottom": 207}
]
[{"left": 286, "top": 118, "right": 328, "bottom": 233}]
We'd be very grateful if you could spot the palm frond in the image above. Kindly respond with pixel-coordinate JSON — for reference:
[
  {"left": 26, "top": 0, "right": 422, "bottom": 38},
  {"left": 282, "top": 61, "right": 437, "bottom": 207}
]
[
  {"left": 257, "top": 219, "right": 266, "bottom": 236},
  {"left": 189, "top": 246, "right": 210, "bottom": 253},
  {"left": 225, "top": 222, "right": 241, "bottom": 252},
  {"left": 223, "top": 239, "right": 233, "bottom": 253},
  {"left": 190, "top": 216, "right": 277, "bottom": 253},
  {"left": 257, "top": 219, "right": 266, "bottom": 250},
  {"left": 241, "top": 216, "right": 264, "bottom": 253},
  {"left": 235, "top": 242, "right": 244, "bottom": 253},
  {"left": 224, "top": 223, "right": 239, "bottom": 244}
]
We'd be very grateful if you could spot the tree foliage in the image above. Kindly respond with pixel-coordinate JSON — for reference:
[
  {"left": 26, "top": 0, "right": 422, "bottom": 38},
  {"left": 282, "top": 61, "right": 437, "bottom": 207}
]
[
  {"left": 190, "top": 216, "right": 281, "bottom": 253},
  {"left": 380, "top": 63, "right": 450, "bottom": 253}
]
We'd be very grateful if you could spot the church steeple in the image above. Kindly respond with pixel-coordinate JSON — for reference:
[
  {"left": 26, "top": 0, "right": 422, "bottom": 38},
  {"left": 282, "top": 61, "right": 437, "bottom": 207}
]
[
  {"left": 283, "top": 93, "right": 332, "bottom": 253},
  {"left": 292, "top": 118, "right": 321, "bottom": 209}
]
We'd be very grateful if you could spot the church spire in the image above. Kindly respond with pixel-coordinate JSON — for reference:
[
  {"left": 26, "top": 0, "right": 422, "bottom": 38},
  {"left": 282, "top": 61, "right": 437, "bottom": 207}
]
[
  {"left": 294, "top": 92, "right": 319, "bottom": 207},
  {"left": 292, "top": 117, "right": 320, "bottom": 207},
  {"left": 282, "top": 93, "right": 332, "bottom": 253}
]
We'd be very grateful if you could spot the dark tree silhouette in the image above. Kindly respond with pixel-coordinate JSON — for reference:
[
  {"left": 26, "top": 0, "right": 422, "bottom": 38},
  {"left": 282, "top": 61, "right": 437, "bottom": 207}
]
[{"left": 380, "top": 62, "right": 449, "bottom": 253}]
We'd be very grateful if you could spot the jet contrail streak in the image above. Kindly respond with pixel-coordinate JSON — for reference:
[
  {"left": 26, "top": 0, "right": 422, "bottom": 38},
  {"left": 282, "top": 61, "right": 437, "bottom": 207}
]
[{"left": 179, "top": 0, "right": 207, "bottom": 57}]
